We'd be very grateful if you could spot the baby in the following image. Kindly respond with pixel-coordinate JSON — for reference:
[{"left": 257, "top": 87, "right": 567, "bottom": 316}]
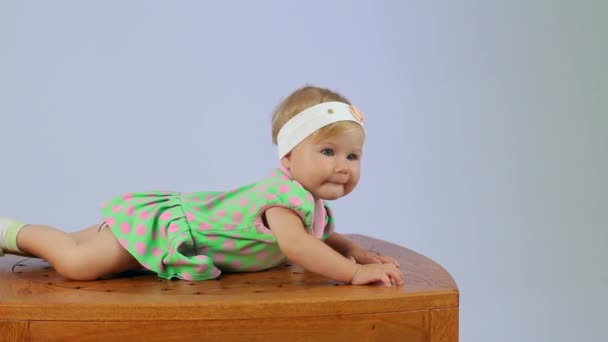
[{"left": 1, "top": 85, "right": 404, "bottom": 287}]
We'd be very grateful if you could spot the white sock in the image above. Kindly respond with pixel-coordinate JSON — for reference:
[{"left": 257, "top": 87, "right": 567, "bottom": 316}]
[
  {"left": 0, "top": 218, "right": 24, "bottom": 253},
  {"left": 0, "top": 218, "right": 12, "bottom": 249}
]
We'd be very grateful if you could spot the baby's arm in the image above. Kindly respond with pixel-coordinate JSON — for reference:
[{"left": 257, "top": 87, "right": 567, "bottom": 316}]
[{"left": 265, "top": 207, "right": 403, "bottom": 287}]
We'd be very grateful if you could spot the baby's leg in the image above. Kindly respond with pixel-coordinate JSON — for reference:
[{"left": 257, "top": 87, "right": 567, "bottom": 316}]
[
  {"left": 69, "top": 224, "right": 102, "bottom": 244},
  {"left": 17, "top": 225, "right": 140, "bottom": 280}
]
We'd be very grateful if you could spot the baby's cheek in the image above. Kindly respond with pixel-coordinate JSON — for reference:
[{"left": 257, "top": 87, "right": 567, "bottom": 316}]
[{"left": 346, "top": 179, "right": 359, "bottom": 193}]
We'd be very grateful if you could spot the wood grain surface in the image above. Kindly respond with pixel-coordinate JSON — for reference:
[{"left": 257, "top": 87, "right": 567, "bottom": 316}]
[{"left": 0, "top": 234, "right": 459, "bottom": 341}]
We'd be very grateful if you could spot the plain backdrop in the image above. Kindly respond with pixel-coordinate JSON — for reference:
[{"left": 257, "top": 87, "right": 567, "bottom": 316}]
[{"left": 1, "top": 1, "right": 606, "bottom": 341}]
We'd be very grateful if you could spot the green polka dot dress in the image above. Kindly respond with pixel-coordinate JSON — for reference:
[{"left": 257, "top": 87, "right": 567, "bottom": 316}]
[{"left": 100, "top": 167, "right": 335, "bottom": 281}]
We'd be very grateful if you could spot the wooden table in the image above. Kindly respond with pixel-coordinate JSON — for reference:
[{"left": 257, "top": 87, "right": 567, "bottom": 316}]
[{"left": 0, "top": 234, "right": 458, "bottom": 341}]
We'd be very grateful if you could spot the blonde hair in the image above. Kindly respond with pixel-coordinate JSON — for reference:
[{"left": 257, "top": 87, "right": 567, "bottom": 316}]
[{"left": 271, "top": 85, "right": 364, "bottom": 145}]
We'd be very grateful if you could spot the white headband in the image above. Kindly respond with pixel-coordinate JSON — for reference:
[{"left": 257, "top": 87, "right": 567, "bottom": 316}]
[{"left": 277, "top": 101, "right": 365, "bottom": 159}]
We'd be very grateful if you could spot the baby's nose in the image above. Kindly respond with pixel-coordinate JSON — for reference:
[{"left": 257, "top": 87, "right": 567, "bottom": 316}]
[{"left": 335, "top": 159, "right": 349, "bottom": 173}]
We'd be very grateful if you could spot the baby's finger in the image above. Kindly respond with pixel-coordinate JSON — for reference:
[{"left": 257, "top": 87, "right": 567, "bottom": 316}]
[
  {"left": 369, "top": 256, "right": 382, "bottom": 264},
  {"left": 378, "top": 255, "right": 399, "bottom": 266},
  {"left": 391, "top": 268, "right": 405, "bottom": 285},
  {"left": 380, "top": 274, "right": 392, "bottom": 287}
]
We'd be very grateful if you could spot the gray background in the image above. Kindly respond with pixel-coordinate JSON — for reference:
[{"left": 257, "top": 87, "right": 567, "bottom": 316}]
[{"left": 1, "top": 1, "right": 606, "bottom": 341}]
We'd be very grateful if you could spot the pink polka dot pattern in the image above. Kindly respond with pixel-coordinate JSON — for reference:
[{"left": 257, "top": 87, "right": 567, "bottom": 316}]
[
  {"left": 211, "top": 268, "right": 221, "bottom": 278},
  {"left": 194, "top": 263, "right": 208, "bottom": 273},
  {"left": 186, "top": 212, "right": 195, "bottom": 222},
  {"left": 239, "top": 245, "right": 254, "bottom": 255},
  {"left": 232, "top": 211, "right": 243, "bottom": 224},
  {"left": 100, "top": 168, "right": 331, "bottom": 281},
  {"left": 135, "top": 242, "right": 147, "bottom": 255},
  {"left": 212, "top": 253, "right": 226, "bottom": 264},
  {"left": 223, "top": 239, "right": 236, "bottom": 251},
  {"left": 289, "top": 197, "right": 302, "bottom": 206},
  {"left": 168, "top": 224, "right": 179, "bottom": 233},
  {"left": 255, "top": 250, "right": 269, "bottom": 261},
  {"left": 135, "top": 224, "right": 147, "bottom": 236},
  {"left": 229, "top": 259, "right": 242, "bottom": 269},
  {"left": 120, "top": 222, "right": 131, "bottom": 234}
]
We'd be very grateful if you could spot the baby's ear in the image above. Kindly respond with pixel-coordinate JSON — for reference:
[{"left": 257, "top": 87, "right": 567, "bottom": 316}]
[{"left": 280, "top": 153, "right": 292, "bottom": 169}]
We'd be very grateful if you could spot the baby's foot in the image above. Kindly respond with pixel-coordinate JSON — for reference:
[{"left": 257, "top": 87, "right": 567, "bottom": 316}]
[{"left": 0, "top": 218, "right": 26, "bottom": 255}]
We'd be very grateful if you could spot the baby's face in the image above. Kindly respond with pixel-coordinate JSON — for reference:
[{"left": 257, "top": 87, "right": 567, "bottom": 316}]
[{"left": 281, "top": 128, "right": 364, "bottom": 200}]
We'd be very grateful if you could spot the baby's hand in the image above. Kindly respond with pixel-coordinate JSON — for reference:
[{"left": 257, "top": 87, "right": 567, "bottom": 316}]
[
  {"left": 350, "top": 263, "right": 404, "bottom": 287},
  {"left": 346, "top": 247, "right": 400, "bottom": 267}
]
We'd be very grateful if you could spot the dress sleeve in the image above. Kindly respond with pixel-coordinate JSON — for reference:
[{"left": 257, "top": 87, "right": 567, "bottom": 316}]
[{"left": 252, "top": 179, "right": 316, "bottom": 235}]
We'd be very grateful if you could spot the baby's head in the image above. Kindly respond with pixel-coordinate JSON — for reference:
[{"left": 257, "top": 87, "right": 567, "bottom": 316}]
[
  {"left": 271, "top": 85, "right": 365, "bottom": 200},
  {"left": 271, "top": 86, "right": 363, "bottom": 146}
]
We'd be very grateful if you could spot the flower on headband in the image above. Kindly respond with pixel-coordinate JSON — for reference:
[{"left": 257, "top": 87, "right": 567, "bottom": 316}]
[{"left": 349, "top": 105, "right": 365, "bottom": 123}]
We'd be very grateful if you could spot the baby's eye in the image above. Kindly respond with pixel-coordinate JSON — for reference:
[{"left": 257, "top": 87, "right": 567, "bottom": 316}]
[
  {"left": 321, "top": 148, "right": 334, "bottom": 156},
  {"left": 347, "top": 153, "right": 359, "bottom": 161}
]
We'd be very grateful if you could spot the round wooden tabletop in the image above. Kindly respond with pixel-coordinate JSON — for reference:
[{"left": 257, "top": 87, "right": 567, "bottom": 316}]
[{"left": 0, "top": 234, "right": 459, "bottom": 341}]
